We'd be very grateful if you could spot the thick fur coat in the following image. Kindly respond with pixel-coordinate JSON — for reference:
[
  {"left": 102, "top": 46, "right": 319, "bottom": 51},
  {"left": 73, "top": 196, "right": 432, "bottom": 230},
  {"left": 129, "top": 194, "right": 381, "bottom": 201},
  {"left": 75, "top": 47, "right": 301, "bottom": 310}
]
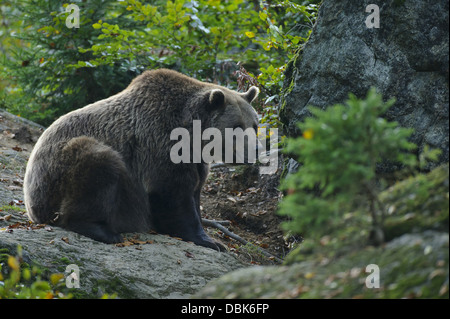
[{"left": 24, "top": 69, "right": 259, "bottom": 250}]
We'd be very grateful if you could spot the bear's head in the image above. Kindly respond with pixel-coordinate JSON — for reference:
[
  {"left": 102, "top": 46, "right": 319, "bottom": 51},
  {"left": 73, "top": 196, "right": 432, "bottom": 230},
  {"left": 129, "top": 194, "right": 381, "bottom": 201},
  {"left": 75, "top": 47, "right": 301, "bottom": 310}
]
[{"left": 203, "top": 86, "right": 261, "bottom": 164}]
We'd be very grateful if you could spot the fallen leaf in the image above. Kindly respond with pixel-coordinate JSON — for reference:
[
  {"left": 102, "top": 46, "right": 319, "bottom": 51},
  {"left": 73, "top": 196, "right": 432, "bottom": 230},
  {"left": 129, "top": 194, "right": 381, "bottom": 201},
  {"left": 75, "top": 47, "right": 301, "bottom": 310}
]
[
  {"left": 227, "top": 196, "right": 237, "bottom": 203},
  {"left": 116, "top": 240, "right": 133, "bottom": 247},
  {"left": 116, "top": 237, "right": 154, "bottom": 247},
  {"left": 13, "top": 180, "right": 23, "bottom": 187},
  {"left": 8, "top": 222, "right": 22, "bottom": 229},
  {"left": 61, "top": 237, "right": 69, "bottom": 244},
  {"left": 9, "top": 199, "right": 24, "bottom": 206},
  {"left": 246, "top": 187, "right": 260, "bottom": 194},
  {"left": 185, "top": 251, "right": 195, "bottom": 258}
]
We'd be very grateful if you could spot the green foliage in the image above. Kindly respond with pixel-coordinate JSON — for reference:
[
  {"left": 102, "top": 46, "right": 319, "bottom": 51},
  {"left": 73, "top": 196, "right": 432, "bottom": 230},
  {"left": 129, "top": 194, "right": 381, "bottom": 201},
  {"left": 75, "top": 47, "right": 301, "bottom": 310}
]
[
  {"left": 0, "top": 245, "right": 119, "bottom": 299},
  {"left": 0, "top": 0, "right": 139, "bottom": 126},
  {"left": 242, "top": 1, "right": 319, "bottom": 129},
  {"left": 280, "top": 164, "right": 449, "bottom": 299},
  {"left": 278, "top": 88, "right": 419, "bottom": 242},
  {"left": 0, "top": 246, "right": 70, "bottom": 299},
  {"left": 380, "top": 164, "right": 449, "bottom": 241},
  {"left": 1, "top": 0, "right": 319, "bottom": 126}
]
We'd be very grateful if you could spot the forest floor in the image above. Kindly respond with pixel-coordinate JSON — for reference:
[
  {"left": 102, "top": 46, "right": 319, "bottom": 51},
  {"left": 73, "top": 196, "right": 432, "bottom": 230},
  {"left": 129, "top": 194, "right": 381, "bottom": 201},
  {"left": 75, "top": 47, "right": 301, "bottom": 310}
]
[
  {"left": 201, "top": 163, "right": 292, "bottom": 265},
  {"left": 0, "top": 109, "right": 289, "bottom": 265}
]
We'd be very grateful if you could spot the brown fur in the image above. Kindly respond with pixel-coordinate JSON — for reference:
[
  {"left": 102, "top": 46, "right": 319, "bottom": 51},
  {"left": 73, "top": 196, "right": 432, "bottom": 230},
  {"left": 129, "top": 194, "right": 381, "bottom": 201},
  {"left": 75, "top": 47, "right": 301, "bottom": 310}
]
[{"left": 23, "top": 69, "right": 259, "bottom": 249}]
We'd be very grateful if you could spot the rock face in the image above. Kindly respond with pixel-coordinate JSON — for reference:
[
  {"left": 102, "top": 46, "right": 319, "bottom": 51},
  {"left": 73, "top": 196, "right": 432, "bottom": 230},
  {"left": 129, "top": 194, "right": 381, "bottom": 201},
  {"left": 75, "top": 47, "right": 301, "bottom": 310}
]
[{"left": 280, "top": 0, "right": 449, "bottom": 166}]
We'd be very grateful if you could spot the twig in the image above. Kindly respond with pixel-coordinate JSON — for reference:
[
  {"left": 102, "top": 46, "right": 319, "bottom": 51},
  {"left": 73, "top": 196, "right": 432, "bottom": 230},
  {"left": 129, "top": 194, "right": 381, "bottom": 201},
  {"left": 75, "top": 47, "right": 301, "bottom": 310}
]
[
  {"left": 201, "top": 219, "right": 230, "bottom": 226},
  {"left": 201, "top": 218, "right": 283, "bottom": 263}
]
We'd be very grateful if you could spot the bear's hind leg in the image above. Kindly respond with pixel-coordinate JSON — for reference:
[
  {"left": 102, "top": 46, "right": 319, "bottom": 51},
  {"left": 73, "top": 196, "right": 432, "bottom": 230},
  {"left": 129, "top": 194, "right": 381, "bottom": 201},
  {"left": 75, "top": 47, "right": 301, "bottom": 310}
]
[
  {"left": 57, "top": 136, "right": 141, "bottom": 244},
  {"left": 59, "top": 174, "right": 125, "bottom": 244},
  {"left": 65, "top": 220, "right": 123, "bottom": 244}
]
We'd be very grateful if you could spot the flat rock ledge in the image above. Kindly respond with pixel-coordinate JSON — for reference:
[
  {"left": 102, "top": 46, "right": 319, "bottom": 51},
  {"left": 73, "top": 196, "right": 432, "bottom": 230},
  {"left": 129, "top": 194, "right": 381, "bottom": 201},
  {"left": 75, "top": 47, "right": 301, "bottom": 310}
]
[{"left": 0, "top": 211, "right": 244, "bottom": 299}]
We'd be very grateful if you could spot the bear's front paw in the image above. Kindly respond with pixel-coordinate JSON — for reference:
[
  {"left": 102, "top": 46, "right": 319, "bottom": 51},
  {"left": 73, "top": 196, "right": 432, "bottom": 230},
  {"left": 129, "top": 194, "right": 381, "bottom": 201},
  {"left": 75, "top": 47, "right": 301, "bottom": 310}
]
[
  {"left": 194, "top": 236, "right": 226, "bottom": 252},
  {"left": 212, "top": 240, "right": 227, "bottom": 252}
]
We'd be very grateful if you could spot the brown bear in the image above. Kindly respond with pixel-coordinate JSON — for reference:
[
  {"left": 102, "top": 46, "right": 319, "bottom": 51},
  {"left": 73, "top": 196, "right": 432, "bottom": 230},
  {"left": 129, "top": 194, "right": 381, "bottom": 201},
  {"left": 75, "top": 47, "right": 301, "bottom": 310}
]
[{"left": 23, "top": 69, "right": 259, "bottom": 251}]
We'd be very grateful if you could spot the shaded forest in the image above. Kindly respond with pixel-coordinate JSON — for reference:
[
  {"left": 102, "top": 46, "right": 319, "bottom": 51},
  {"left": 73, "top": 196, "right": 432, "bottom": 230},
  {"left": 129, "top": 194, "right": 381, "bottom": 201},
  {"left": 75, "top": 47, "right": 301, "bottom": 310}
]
[{"left": 0, "top": 0, "right": 448, "bottom": 300}]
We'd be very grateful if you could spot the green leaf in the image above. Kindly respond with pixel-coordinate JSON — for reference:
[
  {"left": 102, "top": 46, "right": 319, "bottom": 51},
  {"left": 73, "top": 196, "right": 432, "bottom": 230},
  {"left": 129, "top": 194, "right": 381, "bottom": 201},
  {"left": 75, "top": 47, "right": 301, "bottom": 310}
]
[
  {"left": 245, "top": 31, "right": 255, "bottom": 38},
  {"left": 259, "top": 11, "right": 268, "bottom": 22}
]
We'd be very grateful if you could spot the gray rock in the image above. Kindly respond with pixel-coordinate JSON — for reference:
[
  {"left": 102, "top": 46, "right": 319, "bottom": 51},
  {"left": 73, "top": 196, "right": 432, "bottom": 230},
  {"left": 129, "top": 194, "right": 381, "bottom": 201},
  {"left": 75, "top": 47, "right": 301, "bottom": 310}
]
[
  {"left": 0, "top": 108, "right": 46, "bottom": 131},
  {"left": 280, "top": 0, "right": 449, "bottom": 168},
  {"left": 196, "top": 231, "right": 449, "bottom": 298},
  {"left": 0, "top": 211, "right": 244, "bottom": 298}
]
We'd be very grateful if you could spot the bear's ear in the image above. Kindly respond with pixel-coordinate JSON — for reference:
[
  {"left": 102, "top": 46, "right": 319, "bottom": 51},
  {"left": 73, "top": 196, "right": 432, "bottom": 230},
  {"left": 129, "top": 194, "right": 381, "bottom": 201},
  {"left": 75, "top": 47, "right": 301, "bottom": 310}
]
[
  {"left": 243, "top": 86, "right": 259, "bottom": 103},
  {"left": 207, "top": 89, "right": 225, "bottom": 111}
]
